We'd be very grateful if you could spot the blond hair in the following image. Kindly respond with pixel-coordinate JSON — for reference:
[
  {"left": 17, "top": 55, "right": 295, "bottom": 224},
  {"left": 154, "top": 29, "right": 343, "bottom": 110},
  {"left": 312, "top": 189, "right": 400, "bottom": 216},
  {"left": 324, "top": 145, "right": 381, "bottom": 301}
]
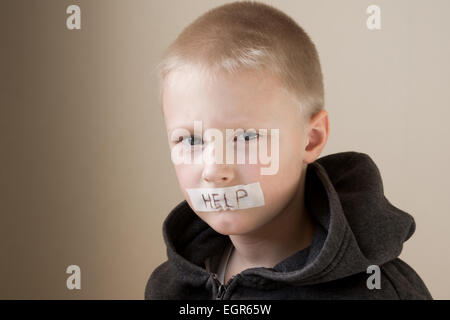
[{"left": 156, "top": 0, "right": 324, "bottom": 123}]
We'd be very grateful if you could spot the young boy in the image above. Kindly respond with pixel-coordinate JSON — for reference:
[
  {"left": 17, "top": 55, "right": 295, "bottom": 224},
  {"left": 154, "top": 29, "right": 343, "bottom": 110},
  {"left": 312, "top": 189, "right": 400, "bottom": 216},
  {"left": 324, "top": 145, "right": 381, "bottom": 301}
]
[{"left": 145, "top": 1, "right": 432, "bottom": 299}]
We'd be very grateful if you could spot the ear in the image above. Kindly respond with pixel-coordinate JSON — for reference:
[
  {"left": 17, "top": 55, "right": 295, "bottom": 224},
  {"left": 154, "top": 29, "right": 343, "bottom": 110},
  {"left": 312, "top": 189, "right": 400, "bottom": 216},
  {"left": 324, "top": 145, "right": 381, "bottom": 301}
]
[{"left": 303, "top": 110, "right": 330, "bottom": 164}]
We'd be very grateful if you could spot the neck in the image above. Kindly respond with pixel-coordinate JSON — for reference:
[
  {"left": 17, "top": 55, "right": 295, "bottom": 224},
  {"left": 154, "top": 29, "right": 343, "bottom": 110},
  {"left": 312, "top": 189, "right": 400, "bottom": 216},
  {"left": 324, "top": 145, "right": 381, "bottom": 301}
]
[{"left": 229, "top": 170, "right": 317, "bottom": 269}]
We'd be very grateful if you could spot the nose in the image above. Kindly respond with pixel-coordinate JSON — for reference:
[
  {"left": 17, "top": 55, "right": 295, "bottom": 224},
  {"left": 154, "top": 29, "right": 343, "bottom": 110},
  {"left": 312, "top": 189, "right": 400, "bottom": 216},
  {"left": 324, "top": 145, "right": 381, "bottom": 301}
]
[
  {"left": 201, "top": 163, "right": 235, "bottom": 184},
  {"left": 200, "top": 135, "right": 235, "bottom": 184}
]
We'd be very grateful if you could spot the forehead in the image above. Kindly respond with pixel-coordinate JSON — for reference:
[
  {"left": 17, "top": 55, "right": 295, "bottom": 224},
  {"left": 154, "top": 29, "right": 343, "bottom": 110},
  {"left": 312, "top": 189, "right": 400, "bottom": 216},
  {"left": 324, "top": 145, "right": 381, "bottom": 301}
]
[{"left": 163, "top": 67, "right": 296, "bottom": 130}]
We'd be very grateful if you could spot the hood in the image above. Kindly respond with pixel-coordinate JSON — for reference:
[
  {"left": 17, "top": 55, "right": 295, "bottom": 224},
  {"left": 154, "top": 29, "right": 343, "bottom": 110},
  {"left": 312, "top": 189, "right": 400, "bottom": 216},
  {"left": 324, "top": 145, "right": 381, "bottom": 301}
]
[{"left": 161, "top": 151, "right": 416, "bottom": 286}]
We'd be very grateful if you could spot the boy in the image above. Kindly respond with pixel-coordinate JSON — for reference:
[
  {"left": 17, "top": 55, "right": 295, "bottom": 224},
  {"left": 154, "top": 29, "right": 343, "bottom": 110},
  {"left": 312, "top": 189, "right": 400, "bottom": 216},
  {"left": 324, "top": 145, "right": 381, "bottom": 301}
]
[{"left": 145, "top": 1, "right": 432, "bottom": 299}]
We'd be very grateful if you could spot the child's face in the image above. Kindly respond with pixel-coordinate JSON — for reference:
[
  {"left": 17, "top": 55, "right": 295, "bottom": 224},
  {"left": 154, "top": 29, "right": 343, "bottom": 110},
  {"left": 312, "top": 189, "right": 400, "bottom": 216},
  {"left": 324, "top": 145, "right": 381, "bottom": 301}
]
[{"left": 162, "top": 67, "right": 310, "bottom": 236}]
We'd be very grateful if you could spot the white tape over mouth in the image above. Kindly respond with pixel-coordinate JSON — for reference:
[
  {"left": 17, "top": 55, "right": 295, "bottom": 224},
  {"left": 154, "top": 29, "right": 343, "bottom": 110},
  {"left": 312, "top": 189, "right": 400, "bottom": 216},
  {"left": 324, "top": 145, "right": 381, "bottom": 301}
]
[{"left": 186, "top": 182, "right": 265, "bottom": 212}]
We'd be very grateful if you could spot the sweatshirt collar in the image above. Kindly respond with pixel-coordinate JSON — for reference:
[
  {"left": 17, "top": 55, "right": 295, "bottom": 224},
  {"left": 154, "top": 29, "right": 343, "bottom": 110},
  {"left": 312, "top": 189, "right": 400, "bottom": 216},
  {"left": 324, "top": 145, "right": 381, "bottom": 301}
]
[{"left": 161, "top": 152, "right": 416, "bottom": 286}]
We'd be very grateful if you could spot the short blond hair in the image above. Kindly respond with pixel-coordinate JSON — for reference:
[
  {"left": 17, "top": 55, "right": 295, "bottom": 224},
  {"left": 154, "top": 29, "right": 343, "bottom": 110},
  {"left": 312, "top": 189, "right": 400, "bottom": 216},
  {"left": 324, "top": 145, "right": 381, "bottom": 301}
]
[{"left": 156, "top": 0, "right": 324, "bottom": 123}]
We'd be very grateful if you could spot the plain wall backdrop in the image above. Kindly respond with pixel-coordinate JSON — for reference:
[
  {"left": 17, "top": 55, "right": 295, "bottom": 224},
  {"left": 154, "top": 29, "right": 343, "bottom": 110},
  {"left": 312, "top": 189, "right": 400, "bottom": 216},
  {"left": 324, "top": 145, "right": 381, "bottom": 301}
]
[{"left": 0, "top": 0, "right": 449, "bottom": 299}]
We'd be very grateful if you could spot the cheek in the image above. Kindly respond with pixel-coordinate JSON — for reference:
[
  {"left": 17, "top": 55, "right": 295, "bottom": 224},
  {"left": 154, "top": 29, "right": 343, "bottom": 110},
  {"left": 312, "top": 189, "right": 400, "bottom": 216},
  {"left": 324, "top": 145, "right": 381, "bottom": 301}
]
[
  {"left": 257, "top": 146, "right": 304, "bottom": 212},
  {"left": 276, "top": 131, "right": 305, "bottom": 181},
  {"left": 233, "top": 162, "right": 261, "bottom": 182},
  {"left": 259, "top": 174, "right": 297, "bottom": 212},
  {"left": 174, "top": 164, "right": 203, "bottom": 189}
]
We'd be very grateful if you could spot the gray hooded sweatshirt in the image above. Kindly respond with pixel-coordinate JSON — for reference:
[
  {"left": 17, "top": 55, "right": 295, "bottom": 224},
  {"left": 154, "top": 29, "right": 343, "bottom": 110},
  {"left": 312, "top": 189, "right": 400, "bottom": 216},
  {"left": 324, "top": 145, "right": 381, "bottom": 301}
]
[{"left": 145, "top": 151, "right": 433, "bottom": 299}]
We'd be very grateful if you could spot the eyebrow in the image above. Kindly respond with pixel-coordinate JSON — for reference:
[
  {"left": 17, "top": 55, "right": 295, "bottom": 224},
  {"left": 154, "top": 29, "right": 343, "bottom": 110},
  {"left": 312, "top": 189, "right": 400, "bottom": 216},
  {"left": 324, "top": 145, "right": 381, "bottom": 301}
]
[
  {"left": 167, "top": 118, "right": 276, "bottom": 132},
  {"left": 167, "top": 125, "right": 266, "bottom": 134}
]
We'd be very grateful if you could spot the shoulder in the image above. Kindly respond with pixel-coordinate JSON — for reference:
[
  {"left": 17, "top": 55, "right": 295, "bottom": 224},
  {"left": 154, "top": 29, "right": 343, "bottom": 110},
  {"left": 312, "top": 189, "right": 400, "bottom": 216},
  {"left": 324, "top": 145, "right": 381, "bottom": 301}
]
[
  {"left": 144, "top": 260, "right": 176, "bottom": 300},
  {"left": 381, "top": 258, "right": 433, "bottom": 299}
]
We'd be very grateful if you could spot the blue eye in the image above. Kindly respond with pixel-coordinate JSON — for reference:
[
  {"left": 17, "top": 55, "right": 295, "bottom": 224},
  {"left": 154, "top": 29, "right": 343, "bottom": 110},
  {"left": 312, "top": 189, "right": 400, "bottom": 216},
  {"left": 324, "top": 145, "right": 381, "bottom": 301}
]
[
  {"left": 235, "top": 132, "right": 259, "bottom": 142},
  {"left": 181, "top": 135, "right": 203, "bottom": 146}
]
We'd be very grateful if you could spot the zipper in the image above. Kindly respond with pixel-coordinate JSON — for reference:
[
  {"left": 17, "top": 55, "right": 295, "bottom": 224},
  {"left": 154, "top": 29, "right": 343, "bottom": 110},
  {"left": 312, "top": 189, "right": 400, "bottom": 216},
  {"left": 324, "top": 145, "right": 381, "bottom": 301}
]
[
  {"left": 212, "top": 273, "right": 237, "bottom": 300},
  {"left": 216, "top": 283, "right": 226, "bottom": 300}
]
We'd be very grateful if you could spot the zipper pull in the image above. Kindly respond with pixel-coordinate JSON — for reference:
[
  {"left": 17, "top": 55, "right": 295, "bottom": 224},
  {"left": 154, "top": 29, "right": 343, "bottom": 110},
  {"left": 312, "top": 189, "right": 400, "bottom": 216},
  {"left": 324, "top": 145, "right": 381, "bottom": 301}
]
[
  {"left": 212, "top": 274, "right": 226, "bottom": 300},
  {"left": 216, "top": 284, "right": 225, "bottom": 300},
  {"left": 212, "top": 273, "right": 237, "bottom": 300}
]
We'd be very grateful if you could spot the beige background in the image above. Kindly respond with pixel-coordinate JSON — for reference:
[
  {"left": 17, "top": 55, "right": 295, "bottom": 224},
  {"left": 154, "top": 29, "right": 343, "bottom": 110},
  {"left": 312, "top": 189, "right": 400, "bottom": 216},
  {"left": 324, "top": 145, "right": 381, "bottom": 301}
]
[{"left": 0, "top": 0, "right": 449, "bottom": 299}]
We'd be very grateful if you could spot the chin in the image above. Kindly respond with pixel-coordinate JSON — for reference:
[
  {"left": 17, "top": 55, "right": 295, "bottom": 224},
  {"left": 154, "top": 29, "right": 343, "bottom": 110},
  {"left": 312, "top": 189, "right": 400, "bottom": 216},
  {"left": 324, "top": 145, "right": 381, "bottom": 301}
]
[
  {"left": 201, "top": 211, "right": 254, "bottom": 235},
  {"left": 205, "top": 212, "right": 268, "bottom": 236}
]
